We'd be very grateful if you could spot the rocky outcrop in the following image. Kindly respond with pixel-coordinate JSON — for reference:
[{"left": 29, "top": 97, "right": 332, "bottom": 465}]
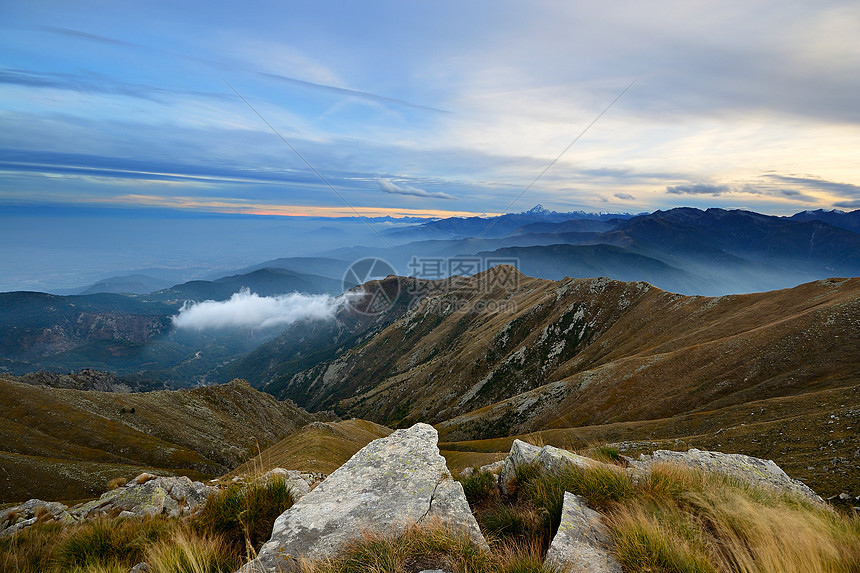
[
  {"left": 640, "top": 448, "right": 823, "bottom": 503},
  {"left": 1, "top": 498, "right": 73, "bottom": 538},
  {"left": 239, "top": 423, "right": 487, "bottom": 573},
  {"left": 71, "top": 474, "right": 215, "bottom": 519},
  {"left": 545, "top": 492, "right": 622, "bottom": 573},
  {"left": 498, "top": 440, "right": 542, "bottom": 494},
  {"left": 498, "top": 440, "right": 600, "bottom": 495}
]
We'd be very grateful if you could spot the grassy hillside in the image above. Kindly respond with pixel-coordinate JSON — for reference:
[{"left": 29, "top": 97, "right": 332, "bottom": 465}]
[
  {"left": 224, "top": 419, "right": 392, "bottom": 478},
  {"left": 0, "top": 378, "right": 321, "bottom": 503}
]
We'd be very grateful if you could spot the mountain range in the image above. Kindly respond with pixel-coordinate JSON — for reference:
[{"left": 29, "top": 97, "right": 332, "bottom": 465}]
[
  {"left": 2, "top": 268, "right": 857, "bottom": 503},
  {"left": 209, "top": 267, "right": 859, "bottom": 496}
]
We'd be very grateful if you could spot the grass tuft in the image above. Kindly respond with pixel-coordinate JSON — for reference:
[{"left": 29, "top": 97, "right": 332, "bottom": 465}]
[
  {"left": 587, "top": 445, "right": 623, "bottom": 465},
  {"left": 481, "top": 504, "right": 544, "bottom": 545},
  {"left": 106, "top": 477, "right": 128, "bottom": 490},
  {"left": 192, "top": 476, "right": 294, "bottom": 557},
  {"left": 145, "top": 530, "right": 238, "bottom": 573},
  {"left": 56, "top": 516, "right": 173, "bottom": 570},
  {"left": 461, "top": 470, "right": 499, "bottom": 506}
]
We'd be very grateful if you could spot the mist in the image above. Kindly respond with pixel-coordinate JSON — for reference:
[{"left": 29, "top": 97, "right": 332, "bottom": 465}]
[{"left": 172, "top": 288, "right": 345, "bottom": 331}]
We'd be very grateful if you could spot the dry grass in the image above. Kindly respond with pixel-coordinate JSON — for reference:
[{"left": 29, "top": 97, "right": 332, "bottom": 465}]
[
  {"left": 106, "top": 476, "right": 128, "bottom": 490},
  {"left": 225, "top": 419, "right": 392, "bottom": 478},
  {"left": 192, "top": 475, "right": 295, "bottom": 558},
  {"left": 0, "top": 477, "right": 294, "bottom": 573},
  {"left": 297, "top": 521, "right": 561, "bottom": 573},
  {"left": 3, "top": 458, "right": 858, "bottom": 573},
  {"left": 608, "top": 463, "right": 860, "bottom": 573}
]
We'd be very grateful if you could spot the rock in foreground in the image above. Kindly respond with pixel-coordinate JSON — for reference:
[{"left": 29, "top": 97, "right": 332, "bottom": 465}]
[
  {"left": 240, "top": 423, "right": 487, "bottom": 572},
  {"left": 545, "top": 492, "right": 622, "bottom": 573}
]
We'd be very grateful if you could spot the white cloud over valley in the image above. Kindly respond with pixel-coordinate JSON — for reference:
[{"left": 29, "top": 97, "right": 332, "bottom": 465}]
[{"left": 172, "top": 289, "right": 345, "bottom": 331}]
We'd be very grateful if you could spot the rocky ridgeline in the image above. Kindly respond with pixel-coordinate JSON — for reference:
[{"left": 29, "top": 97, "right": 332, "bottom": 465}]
[{"left": 2, "top": 422, "right": 832, "bottom": 573}]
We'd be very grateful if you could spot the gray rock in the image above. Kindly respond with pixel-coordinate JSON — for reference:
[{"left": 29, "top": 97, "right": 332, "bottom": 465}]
[
  {"left": 256, "top": 469, "right": 313, "bottom": 500},
  {"left": 545, "top": 492, "right": 622, "bottom": 573},
  {"left": 459, "top": 467, "right": 475, "bottom": 478},
  {"left": 642, "top": 449, "right": 823, "bottom": 503},
  {"left": 535, "top": 445, "right": 598, "bottom": 475},
  {"left": 479, "top": 460, "right": 505, "bottom": 474},
  {"left": 130, "top": 562, "right": 151, "bottom": 573},
  {"left": 71, "top": 475, "right": 215, "bottom": 519},
  {"left": 499, "top": 439, "right": 542, "bottom": 495},
  {"left": 239, "top": 423, "right": 487, "bottom": 572},
  {"left": 0, "top": 516, "right": 37, "bottom": 538}
]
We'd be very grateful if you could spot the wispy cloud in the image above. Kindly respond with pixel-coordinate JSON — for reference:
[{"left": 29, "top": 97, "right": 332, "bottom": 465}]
[
  {"left": 614, "top": 192, "right": 635, "bottom": 200},
  {"left": 834, "top": 200, "right": 860, "bottom": 209},
  {"left": 779, "top": 189, "right": 818, "bottom": 202},
  {"left": 666, "top": 184, "right": 730, "bottom": 196},
  {"left": 763, "top": 175, "right": 860, "bottom": 198},
  {"left": 378, "top": 177, "right": 456, "bottom": 200}
]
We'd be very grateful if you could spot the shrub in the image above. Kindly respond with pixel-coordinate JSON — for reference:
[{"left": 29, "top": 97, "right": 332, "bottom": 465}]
[{"left": 192, "top": 476, "right": 294, "bottom": 556}]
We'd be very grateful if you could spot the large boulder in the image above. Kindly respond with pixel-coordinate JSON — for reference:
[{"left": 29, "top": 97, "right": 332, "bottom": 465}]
[
  {"left": 545, "top": 492, "right": 622, "bottom": 573},
  {"left": 240, "top": 423, "right": 487, "bottom": 572},
  {"left": 641, "top": 449, "right": 822, "bottom": 503}
]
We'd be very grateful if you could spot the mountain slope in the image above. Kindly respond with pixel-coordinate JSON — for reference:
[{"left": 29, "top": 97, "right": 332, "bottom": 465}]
[
  {"left": 251, "top": 268, "right": 859, "bottom": 440},
  {"left": 0, "top": 378, "right": 323, "bottom": 502}
]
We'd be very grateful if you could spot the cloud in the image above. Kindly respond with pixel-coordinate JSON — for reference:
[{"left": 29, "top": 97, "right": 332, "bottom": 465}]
[
  {"left": 834, "top": 200, "right": 860, "bottom": 209},
  {"left": 764, "top": 175, "right": 860, "bottom": 198},
  {"left": 779, "top": 189, "right": 818, "bottom": 202},
  {"left": 172, "top": 288, "right": 345, "bottom": 331},
  {"left": 378, "top": 178, "right": 456, "bottom": 200},
  {"left": 614, "top": 192, "right": 635, "bottom": 200},
  {"left": 666, "top": 184, "right": 730, "bottom": 196}
]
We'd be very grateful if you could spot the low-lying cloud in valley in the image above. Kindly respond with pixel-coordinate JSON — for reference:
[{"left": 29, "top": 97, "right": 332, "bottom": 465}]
[{"left": 172, "top": 288, "right": 345, "bottom": 331}]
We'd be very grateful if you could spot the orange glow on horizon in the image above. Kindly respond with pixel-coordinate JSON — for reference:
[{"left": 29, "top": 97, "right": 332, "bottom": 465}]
[{"left": 105, "top": 194, "right": 501, "bottom": 219}]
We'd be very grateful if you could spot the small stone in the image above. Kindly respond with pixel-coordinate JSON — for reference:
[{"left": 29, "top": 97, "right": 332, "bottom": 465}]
[
  {"left": 479, "top": 460, "right": 505, "bottom": 474},
  {"left": 130, "top": 562, "right": 151, "bottom": 573}
]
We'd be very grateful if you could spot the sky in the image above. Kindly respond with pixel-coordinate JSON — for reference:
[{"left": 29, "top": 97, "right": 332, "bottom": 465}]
[{"left": 2, "top": 0, "right": 860, "bottom": 221}]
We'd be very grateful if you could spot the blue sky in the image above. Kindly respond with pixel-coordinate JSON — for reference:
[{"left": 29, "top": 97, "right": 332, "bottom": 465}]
[{"left": 2, "top": 0, "right": 859, "bottom": 221}]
